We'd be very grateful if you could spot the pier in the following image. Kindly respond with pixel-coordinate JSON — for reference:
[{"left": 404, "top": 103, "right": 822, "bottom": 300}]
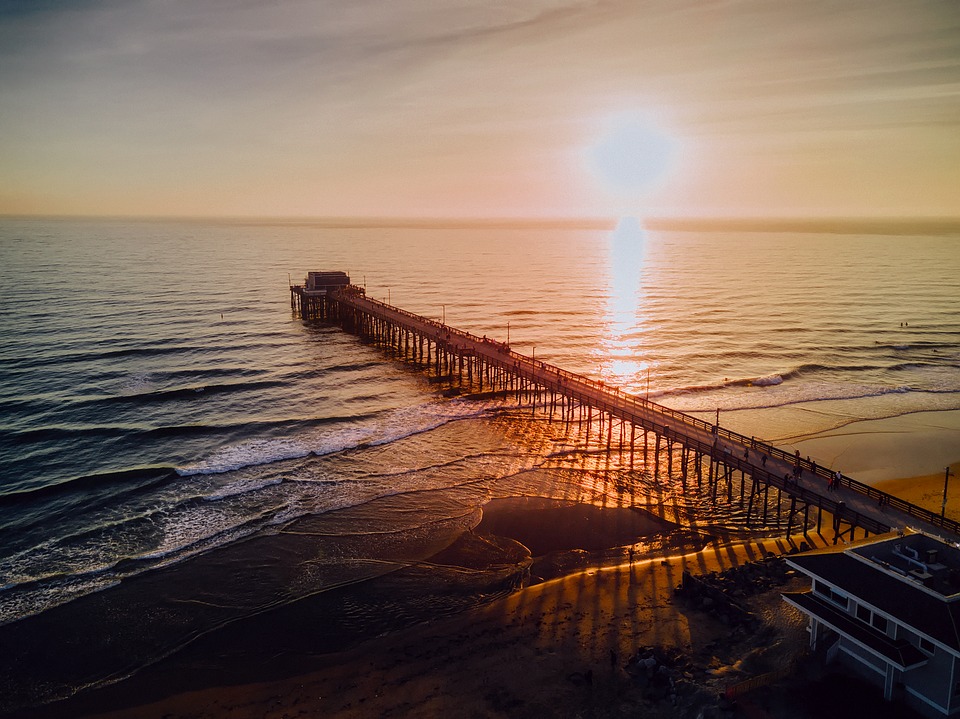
[{"left": 292, "top": 276, "right": 960, "bottom": 545}]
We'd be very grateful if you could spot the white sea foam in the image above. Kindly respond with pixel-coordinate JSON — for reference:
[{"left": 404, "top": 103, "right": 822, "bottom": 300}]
[
  {"left": 750, "top": 374, "right": 783, "bottom": 387},
  {"left": 175, "top": 400, "right": 484, "bottom": 477},
  {"left": 176, "top": 437, "right": 314, "bottom": 476},
  {"left": 203, "top": 476, "right": 284, "bottom": 502}
]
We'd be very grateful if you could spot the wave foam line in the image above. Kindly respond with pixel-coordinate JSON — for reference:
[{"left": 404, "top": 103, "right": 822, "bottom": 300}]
[{"left": 175, "top": 400, "right": 490, "bottom": 477}]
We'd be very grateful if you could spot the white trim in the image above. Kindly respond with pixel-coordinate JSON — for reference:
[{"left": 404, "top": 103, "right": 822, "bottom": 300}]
[
  {"left": 783, "top": 595, "right": 926, "bottom": 672},
  {"left": 950, "top": 654, "right": 958, "bottom": 713},
  {"left": 787, "top": 563, "right": 960, "bottom": 658},
  {"left": 849, "top": 543, "right": 960, "bottom": 603},
  {"left": 904, "top": 684, "right": 950, "bottom": 715}
]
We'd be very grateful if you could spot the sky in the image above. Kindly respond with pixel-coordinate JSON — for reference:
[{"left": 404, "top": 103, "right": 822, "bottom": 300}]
[{"left": 0, "top": 0, "right": 958, "bottom": 219}]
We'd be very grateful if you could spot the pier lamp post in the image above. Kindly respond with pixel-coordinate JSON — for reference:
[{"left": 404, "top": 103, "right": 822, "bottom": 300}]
[
  {"left": 441, "top": 304, "right": 446, "bottom": 325},
  {"left": 646, "top": 366, "right": 651, "bottom": 402},
  {"left": 507, "top": 321, "right": 510, "bottom": 346},
  {"left": 942, "top": 466, "right": 954, "bottom": 519}
]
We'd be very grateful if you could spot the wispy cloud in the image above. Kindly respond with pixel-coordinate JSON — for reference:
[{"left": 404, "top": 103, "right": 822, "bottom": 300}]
[{"left": 1, "top": 0, "right": 958, "bottom": 217}]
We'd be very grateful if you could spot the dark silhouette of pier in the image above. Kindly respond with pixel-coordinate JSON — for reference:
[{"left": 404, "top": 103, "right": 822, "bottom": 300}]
[{"left": 292, "top": 278, "right": 960, "bottom": 544}]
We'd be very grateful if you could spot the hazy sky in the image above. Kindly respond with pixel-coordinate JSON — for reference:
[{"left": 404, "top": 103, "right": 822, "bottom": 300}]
[{"left": 1, "top": 0, "right": 958, "bottom": 218}]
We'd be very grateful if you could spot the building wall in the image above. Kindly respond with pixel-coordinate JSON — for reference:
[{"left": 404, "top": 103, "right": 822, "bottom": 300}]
[
  {"left": 806, "top": 577, "right": 958, "bottom": 716},
  {"left": 838, "top": 637, "right": 886, "bottom": 676},
  {"left": 898, "top": 627, "right": 953, "bottom": 713}
]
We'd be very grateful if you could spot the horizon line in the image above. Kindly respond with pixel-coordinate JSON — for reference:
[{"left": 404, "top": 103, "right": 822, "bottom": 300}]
[{"left": 2, "top": 213, "right": 960, "bottom": 234}]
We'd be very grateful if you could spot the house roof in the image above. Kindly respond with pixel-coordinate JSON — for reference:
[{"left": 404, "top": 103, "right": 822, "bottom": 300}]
[
  {"left": 787, "top": 549, "right": 960, "bottom": 653},
  {"left": 783, "top": 591, "right": 929, "bottom": 670}
]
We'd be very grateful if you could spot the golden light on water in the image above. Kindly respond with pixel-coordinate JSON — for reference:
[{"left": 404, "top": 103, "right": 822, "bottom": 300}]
[
  {"left": 585, "top": 110, "right": 677, "bottom": 392},
  {"left": 596, "top": 216, "right": 656, "bottom": 395}
]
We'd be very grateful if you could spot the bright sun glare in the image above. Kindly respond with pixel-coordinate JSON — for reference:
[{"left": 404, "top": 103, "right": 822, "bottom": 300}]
[
  {"left": 587, "top": 112, "right": 679, "bottom": 203},
  {"left": 584, "top": 113, "right": 676, "bottom": 392}
]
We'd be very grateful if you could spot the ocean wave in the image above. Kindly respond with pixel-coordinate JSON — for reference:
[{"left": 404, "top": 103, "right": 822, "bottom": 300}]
[
  {"left": 175, "top": 400, "right": 485, "bottom": 477},
  {"left": 0, "top": 466, "right": 176, "bottom": 506},
  {"left": 876, "top": 340, "right": 960, "bottom": 351},
  {"left": 750, "top": 374, "right": 783, "bottom": 387},
  {"left": 888, "top": 361, "right": 960, "bottom": 372},
  {"left": 652, "top": 357, "right": 959, "bottom": 401},
  {"left": 0, "top": 338, "right": 297, "bottom": 371},
  {"left": 664, "top": 383, "right": 950, "bottom": 414},
  {"left": 0, "top": 506, "right": 282, "bottom": 626},
  {"left": 653, "top": 373, "right": 787, "bottom": 398},
  {"left": 175, "top": 437, "right": 314, "bottom": 476},
  {"left": 149, "top": 366, "right": 269, "bottom": 381},
  {"left": 0, "top": 344, "right": 204, "bottom": 369},
  {"left": 105, "top": 379, "right": 286, "bottom": 403},
  {"left": 203, "top": 476, "right": 285, "bottom": 502},
  {"left": 2, "top": 425, "right": 132, "bottom": 444},
  {"left": 0, "top": 453, "right": 491, "bottom": 627}
]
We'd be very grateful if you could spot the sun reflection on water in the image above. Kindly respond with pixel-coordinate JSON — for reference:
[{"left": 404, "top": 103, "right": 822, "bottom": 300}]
[{"left": 597, "top": 216, "right": 656, "bottom": 395}]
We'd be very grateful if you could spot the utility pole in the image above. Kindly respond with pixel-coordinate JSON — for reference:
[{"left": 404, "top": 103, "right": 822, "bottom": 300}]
[{"left": 942, "top": 466, "right": 954, "bottom": 519}]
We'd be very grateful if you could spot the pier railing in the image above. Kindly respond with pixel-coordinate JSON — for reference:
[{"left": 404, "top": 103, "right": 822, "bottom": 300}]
[{"left": 327, "top": 288, "right": 960, "bottom": 539}]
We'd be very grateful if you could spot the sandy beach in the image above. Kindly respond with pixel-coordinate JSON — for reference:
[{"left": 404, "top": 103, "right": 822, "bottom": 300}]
[
  {"left": 789, "top": 409, "right": 960, "bottom": 487},
  {"left": 23, "top": 502, "right": 820, "bottom": 719},
  {"left": 15, "top": 459, "right": 959, "bottom": 719},
  {"left": 67, "top": 539, "right": 804, "bottom": 719},
  {"left": 875, "top": 460, "right": 960, "bottom": 521}
]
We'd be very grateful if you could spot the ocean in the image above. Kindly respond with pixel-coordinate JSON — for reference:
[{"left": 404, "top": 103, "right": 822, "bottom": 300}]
[{"left": 1, "top": 216, "right": 959, "bottom": 713}]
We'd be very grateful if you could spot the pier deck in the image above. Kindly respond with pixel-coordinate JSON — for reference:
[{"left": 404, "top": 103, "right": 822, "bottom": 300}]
[{"left": 292, "top": 281, "right": 960, "bottom": 544}]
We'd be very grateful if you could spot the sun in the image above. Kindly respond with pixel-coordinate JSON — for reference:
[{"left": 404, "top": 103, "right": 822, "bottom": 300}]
[{"left": 586, "top": 112, "right": 679, "bottom": 199}]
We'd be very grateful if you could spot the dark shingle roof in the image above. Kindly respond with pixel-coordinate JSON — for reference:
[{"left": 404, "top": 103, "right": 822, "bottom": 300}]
[
  {"left": 783, "top": 591, "right": 928, "bottom": 669},
  {"left": 787, "top": 551, "right": 960, "bottom": 653}
]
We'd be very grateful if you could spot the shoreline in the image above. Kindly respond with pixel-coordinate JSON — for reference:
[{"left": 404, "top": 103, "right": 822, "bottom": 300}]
[
  {"left": 74, "top": 535, "right": 817, "bottom": 719},
  {"left": 14, "top": 459, "right": 960, "bottom": 718},
  {"left": 787, "top": 408, "right": 960, "bottom": 485}
]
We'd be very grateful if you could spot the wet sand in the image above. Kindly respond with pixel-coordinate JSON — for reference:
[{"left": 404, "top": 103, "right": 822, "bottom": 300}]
[
  {"left": 791, "top": 408, "right": 960, "bottom": 485},
  {"left": 19, "top": 462, "right": 960, "bottom": 719},
  {"left": 35, "top": 500, "right": 824, "bottom": 719},
  {"left": 55, "top": 531, "right": 821, "bottom": 719}
]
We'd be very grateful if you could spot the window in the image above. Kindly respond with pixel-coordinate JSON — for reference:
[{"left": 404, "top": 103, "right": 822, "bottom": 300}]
[
  {"left": 871, "top": 614, "right": 888, "bottom": 633},
  {"left": 856, "top": 604, "right": 870, "bottom": 623},
  {"left": 919, "top": 637, "right": 935, "bottom": 655},
  {"left": 814, "top": 580, "right": 848, "bottom": 608}
]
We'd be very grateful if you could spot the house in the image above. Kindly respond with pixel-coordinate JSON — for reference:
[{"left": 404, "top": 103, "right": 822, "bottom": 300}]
[
  {"left": 783, "top": 531, "right": 960, "bottom": 717},
  {"left": 304, "top": 271, "right": 350, "bottom": 294}
]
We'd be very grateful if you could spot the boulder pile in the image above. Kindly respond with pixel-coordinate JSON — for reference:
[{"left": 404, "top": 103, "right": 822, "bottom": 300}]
[{"left": 674, "top": 552, "right": 797, "bottom": 627}]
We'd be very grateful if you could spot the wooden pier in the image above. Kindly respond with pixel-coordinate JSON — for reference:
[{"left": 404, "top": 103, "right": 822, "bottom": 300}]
[{"left": 292, "top": 278, "right": 960, "bottom": 545}]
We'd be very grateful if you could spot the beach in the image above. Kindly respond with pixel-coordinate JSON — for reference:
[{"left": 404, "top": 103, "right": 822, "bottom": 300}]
[
  {"left": 55, "top": 536, "right": 808, "bottom": 719},
  {"left": 27, "top": 454, "right": 956, "bottom": 719}
]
